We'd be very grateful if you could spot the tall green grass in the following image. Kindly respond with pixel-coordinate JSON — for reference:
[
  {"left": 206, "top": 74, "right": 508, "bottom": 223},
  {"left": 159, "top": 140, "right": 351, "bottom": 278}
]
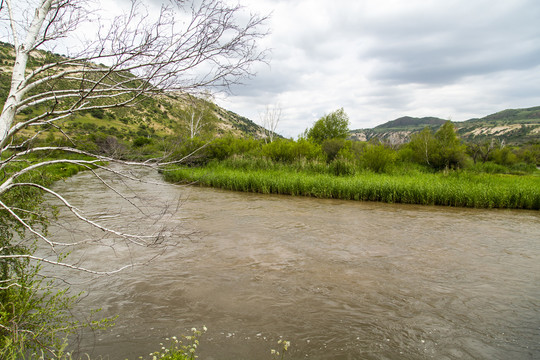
[{"left": 163, "top": 164, "right": 540, "bottom": 210}]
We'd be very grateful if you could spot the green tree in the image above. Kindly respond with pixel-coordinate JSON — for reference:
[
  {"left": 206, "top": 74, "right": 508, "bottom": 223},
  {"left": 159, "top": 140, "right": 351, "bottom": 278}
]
[
  {"left": 306, "top": 108, "right": 350, "bottom": 144},
  {"left": 408, "top": 127, "right": 438, "bottom": 167},
  {"left": 432, "top": 121, "right": 466, "bottom": 169},
  {"left": 491, "top": 146, "right": 518, "bottom": 166},
  {"left": 408, "top": 121, "right": 466, "bottom": 170}
]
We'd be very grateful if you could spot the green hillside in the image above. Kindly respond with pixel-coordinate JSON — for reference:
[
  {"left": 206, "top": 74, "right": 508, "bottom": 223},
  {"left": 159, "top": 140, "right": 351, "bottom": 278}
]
[
  {"left": 350, "top": 107, "right": 540, "bottom": 145},
  {"left": 374, "top": 116, "right": 447, "bottom": 130},
  {"left": 456, "top": 106, "right": 540, "bottom": 144},
  {"left": 0, "top": 42, "right": 266, "bottom": 146}
]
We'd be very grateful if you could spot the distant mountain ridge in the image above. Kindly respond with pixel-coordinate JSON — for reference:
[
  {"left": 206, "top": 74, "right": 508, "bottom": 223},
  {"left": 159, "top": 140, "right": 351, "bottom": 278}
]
[
  {"left": 350, "top": 106, "right": 540, "bottom": 145},
  {"left": 374, "top": 116, "right": 447, "bottom": 130}
]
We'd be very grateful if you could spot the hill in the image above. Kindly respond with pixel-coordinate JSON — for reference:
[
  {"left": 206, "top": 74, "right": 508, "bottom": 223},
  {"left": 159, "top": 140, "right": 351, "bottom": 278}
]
[
  {"left": 350, "top": 107, "right": 540, "bottom": 145},
  {"left": 374, "top": 116, "right": 447, "bottom": 130},
  {"left": 0, "top": 42, "right": 266, "bottom": 143},
  {"left": 456, "top": 106, "right": 540, "bottom": 144}
]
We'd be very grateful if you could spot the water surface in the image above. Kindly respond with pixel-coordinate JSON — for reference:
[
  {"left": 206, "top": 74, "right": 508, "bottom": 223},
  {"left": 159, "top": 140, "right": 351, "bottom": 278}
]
[{"left": 47, "top": 168, "right": 540, "bottom": 359}]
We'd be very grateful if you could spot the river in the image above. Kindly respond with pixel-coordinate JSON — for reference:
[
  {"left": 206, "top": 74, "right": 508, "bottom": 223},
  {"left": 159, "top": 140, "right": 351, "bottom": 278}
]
[{"left": 45, "top": 167, "right": 539, "bottom": 360}]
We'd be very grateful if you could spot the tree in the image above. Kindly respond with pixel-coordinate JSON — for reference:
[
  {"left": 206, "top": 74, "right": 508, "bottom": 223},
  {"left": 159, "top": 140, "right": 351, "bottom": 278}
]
[
  {"left": 259, "top": 103, "right": 281, "bottom": 143},
  {"left": 408, "top": 127, "right": 438, "bottom": 166},
  {"left": 432, "top": 121, "right": 466, "bottom": 169},
  {"left": 0, "top": 0, "right": 267, "bottom": 356},
  {"left": 184, "top": 92, "right": 217, "bottom": 139},
  {"left": 408, "top": 121, "right": 466, "bottom": 170},
  {"left": 306, "top": 108, "right": 350, "bottom": 144},
  {"left": 467, "top": 138, "right": 496, "bottom": 164}
]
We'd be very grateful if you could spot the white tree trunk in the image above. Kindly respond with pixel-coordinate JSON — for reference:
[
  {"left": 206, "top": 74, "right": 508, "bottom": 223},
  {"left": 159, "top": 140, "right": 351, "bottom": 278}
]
[
  {"left": 0, "top": 0, "right": 267, "bottom": 276},
  {"left": 0, "top": 0, "right": 54, "bottom": 145}
]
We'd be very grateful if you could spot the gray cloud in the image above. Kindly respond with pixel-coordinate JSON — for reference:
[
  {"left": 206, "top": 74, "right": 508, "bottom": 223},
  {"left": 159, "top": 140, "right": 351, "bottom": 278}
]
[{"left": 101, "top": 0, "right": 540, "bottom": 137}]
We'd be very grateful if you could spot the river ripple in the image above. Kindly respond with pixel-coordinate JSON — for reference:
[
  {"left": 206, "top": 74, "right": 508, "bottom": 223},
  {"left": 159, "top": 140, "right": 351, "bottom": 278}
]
[{"left": 46, "top": 168, "right": 539, "bottom": 360}]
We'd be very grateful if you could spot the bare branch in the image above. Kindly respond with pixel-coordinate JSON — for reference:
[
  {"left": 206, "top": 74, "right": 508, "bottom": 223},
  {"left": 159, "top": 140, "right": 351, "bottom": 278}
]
[
  {"left": 0, "top": 198, "right": 56, "bottom": 248},
  {"left": 0, "top": 253, "right": 142, "bottom": 275},
  {"left": 0, "top": 0, "right": 267, "bottom": 283},
  {"left": 260, "top": 103, "right": 282, "bottom": 143}
]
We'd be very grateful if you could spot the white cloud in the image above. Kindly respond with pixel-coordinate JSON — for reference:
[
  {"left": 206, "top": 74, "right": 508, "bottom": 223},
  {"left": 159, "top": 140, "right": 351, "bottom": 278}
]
[
  {"left": 218, "top": 0, "right": 540, "bottom": 137},
  {"left": 6, "top": 0, "right": 537, "bottom": 138}
]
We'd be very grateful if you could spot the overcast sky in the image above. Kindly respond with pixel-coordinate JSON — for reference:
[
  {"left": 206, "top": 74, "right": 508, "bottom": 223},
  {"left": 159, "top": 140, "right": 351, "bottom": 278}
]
[
  {"left": 211, "top": 0, "right": 540, "bottom": 137},
  {"left": 5, "top": 0, "right": 539, "bottom": 137}
]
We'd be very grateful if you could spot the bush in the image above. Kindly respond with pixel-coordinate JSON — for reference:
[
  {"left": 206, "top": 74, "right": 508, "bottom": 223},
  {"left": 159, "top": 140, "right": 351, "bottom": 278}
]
[
  {"left": 262, "top": 138, "right": 323, "bottom": 163},
  {"left": 220, "top": 155, "right": 276, "bottom": 171},
  {"left": 491, "top": 147, "right": 518, "bottom": 166},
  {"left": 407, "top": 122, "right": 467, "bottom": 170},
  {"left": 468, "top": 161, "right": 510, "bottom": 174},
  {"left": 88, "top": 108, "right": 105, "bottom": 119},
  {"left": 0, "top": 258, "right": 80, "bottom": 359},
  {"left": 133, "top": 136, "right": 153, "bottom": 147},
  {"left": 291, "top": 158, "right": 328, "bottom": 174},
  {"left": 509, "top": 162, "right": 537, "bottom": 175},
  {"left": 361, "top": 144, "right": 396, "bottom": 173},
  {"left": 329, "top": 155, "right": 356, "bottom": 176},
  {"left": 206, "top": 136, "right": 260, "bottom": 161},
  {"left": 321, "top": 138, "right": 346, "bottom": 162}
]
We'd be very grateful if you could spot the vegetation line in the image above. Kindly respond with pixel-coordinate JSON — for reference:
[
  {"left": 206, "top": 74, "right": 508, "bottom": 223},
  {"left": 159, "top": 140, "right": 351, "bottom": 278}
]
[{"left": 164, "top": 165, "right": 540, "bottom": 210}]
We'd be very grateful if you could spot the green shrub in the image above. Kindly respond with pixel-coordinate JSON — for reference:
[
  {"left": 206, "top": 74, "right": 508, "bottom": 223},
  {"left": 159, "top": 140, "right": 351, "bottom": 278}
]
[
  {"left": 133, "top": 136, "right": 153, "bottom": 147},
  {"left": 361, "top": 144, "right": 396, "bottom": 173},
  {"left": 491, "top": 147, "right": 518, "bottom": 166},
  {"left": 206, "top": 136, "right": 260, "bottom": 161},
  {"left": 88, "top": 108, "right": 105, "bottom": 119},
  {"left": 321, "top": 138, "right": 346, "bottom": 162},
  {"left": 262, "top": 138, "right": 322, "bottom": 163},
  {"left": 292, "top": 158, "right": 328, "bottom": 174},
  {"left": 468, "top": 161, "right": 510, "bottom": 174},
  {"left": 509, "top": 162, "right": 537, "bottom": 175},
  {"left": 329, "top": 155, "right": 356, "bottom": 176}
]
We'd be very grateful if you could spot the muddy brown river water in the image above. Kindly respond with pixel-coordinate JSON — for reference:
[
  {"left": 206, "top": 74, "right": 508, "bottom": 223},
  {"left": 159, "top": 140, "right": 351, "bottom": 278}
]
[{"left": 46, "top": 168, "right": 539, "bottom": 359}]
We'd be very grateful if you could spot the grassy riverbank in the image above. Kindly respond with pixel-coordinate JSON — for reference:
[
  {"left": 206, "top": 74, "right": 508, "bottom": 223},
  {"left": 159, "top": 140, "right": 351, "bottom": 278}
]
[{"left": 164, "top": 163, "right": 540, "bottom": 210}]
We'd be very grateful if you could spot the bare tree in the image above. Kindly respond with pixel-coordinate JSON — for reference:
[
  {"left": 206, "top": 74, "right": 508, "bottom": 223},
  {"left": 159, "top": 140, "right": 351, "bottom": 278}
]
[
  {"left": 0, "top": 0, "right": 267, "bottom": 354},
  {"left": 184, "top": 91, "right": 216, "bottom": 139},
  {"left": 0, "top": 0, "right": 267, "bottom": 268},
  {"left": 259, "top": 103, "right": 281, "bottom": 143},
  {"left": 467, "top": 138, "right": 496, "bottom": 164}
]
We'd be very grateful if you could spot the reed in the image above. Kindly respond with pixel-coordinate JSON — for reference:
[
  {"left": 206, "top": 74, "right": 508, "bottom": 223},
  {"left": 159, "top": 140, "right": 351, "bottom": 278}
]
[{"left": 163, "top": 164, "right": 540, "bottom": 210}]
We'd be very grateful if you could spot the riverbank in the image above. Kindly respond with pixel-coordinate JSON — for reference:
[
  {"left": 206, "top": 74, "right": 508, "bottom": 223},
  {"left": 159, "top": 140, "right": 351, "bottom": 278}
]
[{"left": 163, "top": 164, "right": 540, "bottom": 210}]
